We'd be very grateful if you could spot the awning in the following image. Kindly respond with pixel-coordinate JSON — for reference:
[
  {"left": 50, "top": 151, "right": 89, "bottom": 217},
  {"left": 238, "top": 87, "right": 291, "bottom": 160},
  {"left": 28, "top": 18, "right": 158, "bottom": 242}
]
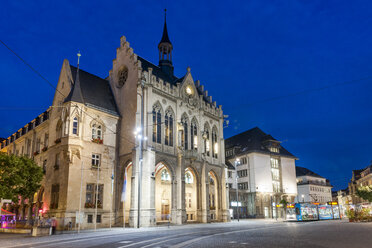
[{"left": 1, "top": 208, "right": 15, "bottom": 216}]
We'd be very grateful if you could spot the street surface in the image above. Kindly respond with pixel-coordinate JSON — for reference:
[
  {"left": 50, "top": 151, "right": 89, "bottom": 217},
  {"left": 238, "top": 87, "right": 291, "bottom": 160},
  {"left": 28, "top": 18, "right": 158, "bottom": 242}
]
[{"left": 0, "top": 219, "right": 371, "bottom": 248}]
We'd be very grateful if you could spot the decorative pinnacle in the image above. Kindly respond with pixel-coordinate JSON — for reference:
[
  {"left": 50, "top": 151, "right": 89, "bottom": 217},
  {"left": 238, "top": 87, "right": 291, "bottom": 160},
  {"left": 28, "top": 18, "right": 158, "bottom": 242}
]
[{"left": 77, "top": 51, "right": 81, "bottom": 67}]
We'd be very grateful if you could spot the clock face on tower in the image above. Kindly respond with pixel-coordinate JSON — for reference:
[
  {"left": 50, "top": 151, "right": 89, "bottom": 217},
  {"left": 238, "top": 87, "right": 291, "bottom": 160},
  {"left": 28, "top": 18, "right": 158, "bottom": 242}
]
[{"left": 186, "top": 85, "right": 193, "bottom": 96}]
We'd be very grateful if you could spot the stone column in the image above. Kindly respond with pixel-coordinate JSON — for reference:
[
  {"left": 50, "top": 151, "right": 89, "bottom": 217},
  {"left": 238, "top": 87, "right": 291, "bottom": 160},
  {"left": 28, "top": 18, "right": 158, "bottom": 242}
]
[
  {"left": 220, "top": 167, "right": 230, "bottom": 222},
  {"left": 200, "top": 161, "right": 210, "bottom": 223},
  {"left": 173, "top": 151, "right": 185, "bottom": 224},
  {"left": 129, "top": 149, "right": 156, "bottom": 227}
]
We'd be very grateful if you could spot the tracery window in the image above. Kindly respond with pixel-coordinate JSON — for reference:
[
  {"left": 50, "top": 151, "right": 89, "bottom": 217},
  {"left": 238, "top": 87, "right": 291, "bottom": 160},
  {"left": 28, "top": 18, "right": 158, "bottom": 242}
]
[
  {"left": 92, "top": 124, "right": 103, "bottom": 140},
  {"left": 212, "top": 128, "right": 218, "bottom": 158},
  {"left": 204, "top": 125, "right": 210, "bottom": 156},
  {"left": 191, "top": 121, "right": 198, "bottom": 150},
  {"left": 185, "top": 171, "right": 193, "bottom": 184},
  {"left": 181, "top": 115, "right": 189, "bottom": 150},
  {"left": 152, "top": 105, "right": 162, "bottom": 144},
  {"left": 165, "top": 110, "right": 173, "bottom": 146},
  {"left": 161, "top": 169, "right": 170, "bottom": 181}
]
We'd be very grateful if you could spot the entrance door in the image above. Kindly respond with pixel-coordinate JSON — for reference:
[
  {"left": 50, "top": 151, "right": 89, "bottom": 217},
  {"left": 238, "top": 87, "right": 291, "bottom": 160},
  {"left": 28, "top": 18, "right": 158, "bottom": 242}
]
[
  {"left": 264, "top": 207, "right": 269, "bottom": 218},
  {"left": 161, "top": 204, "right": 170, "bottom": 220}
]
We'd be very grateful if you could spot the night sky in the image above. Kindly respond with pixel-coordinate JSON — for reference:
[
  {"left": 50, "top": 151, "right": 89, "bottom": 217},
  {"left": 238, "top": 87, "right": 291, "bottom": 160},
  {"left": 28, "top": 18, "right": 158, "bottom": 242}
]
[{"left": 1, "top": 1, "right": 371, "bottom": 190}]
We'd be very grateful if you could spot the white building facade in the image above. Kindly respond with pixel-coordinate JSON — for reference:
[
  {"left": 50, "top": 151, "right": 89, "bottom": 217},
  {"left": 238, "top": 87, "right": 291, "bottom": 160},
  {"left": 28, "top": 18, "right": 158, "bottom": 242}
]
[
  {"left": 295, "top": 166, "right": 332, "bottom": 204},
  {"left": 225, "top": 127, "right": 297, "bottom": 219}
]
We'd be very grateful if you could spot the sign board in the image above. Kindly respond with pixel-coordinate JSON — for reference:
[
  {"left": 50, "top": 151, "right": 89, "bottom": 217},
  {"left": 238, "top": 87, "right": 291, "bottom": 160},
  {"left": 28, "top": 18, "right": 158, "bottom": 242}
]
[
  {"left": 1, "top": 199, "right": 12, "bottom": 204},
  {"left": 75, "top": 211, "right": 84, "bottom": 224}
]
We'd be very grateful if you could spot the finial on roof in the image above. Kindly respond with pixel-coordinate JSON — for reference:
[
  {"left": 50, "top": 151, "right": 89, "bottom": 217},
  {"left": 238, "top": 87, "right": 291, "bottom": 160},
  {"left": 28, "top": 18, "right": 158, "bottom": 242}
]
[
  {"left": 64, "top": 50, "right": 85, "bottom": 104},
  {"left": 77, "top": 51, "right": 81, "bottom": 69}
]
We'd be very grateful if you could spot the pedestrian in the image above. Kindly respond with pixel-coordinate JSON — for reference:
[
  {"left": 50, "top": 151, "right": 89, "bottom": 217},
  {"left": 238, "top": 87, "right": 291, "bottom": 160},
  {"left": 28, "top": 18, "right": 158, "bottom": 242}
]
[{"left": 51, "top": 218, "right": 57, "bottom": 235}]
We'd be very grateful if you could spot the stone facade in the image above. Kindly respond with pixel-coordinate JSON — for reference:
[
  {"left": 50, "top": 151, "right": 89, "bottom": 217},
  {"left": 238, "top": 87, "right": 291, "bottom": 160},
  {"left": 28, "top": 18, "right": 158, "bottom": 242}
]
[{"left": 1, "top": 16, "right": 229, "bottom": 229}]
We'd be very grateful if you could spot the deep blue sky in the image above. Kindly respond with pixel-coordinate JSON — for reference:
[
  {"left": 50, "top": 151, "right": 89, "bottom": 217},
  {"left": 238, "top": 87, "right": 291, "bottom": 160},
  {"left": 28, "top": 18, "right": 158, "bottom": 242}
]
[{"left": 1, "top": 0, "right": 371, "bottom": 190}]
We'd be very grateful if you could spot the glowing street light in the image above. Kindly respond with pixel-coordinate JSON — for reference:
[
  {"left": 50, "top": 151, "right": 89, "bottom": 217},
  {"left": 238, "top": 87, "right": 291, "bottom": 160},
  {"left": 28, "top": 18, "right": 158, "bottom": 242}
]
[{"left": 234, "top": 158, "right": 240, "bottom": 222}]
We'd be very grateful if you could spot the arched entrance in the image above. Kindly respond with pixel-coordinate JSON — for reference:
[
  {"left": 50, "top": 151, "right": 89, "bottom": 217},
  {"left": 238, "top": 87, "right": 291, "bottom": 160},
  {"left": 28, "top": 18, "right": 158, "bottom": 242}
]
[
  {"left": 123, "top": 162, "right": 132, "bottom": 225},
  {"left": 185, "top": 167, "right": 197, "bottom": 222},
  {"left": 155, "top": 162, "right": 172, "bottom": 222},
  {"left": 208, "top": 171, "right": 219, "bottom": 221}
]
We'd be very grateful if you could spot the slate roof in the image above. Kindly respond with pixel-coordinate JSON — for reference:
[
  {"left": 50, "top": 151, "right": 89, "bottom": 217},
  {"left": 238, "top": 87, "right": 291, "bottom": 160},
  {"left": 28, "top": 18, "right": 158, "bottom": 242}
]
[
  {"left": 138, "top": 56, "right": 178, "bottom": 84},
  {"left": 296, "top": 166, "right": 323, "bottom": 178},
  {"left": 225, "top": 127, "right": 296, "bottom": 158},
  {"left": 64, "top": 65, "right": 119, "bottom": 116},
  {"left": 159, "top": 18, "right": 172, "bottom": 45}
]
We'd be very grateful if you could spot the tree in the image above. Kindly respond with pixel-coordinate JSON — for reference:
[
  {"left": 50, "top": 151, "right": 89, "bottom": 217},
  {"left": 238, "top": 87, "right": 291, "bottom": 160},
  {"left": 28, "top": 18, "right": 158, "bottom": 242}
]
[
  {"left": 356, "top": 185, "right": 372, "bottom": 202},
  {"left": 0, "top": 153, "right": 43, "bottom": 203}
]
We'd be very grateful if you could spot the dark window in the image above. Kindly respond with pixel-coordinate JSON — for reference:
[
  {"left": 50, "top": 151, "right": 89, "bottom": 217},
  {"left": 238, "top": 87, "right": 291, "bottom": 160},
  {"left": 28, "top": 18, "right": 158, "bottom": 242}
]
[
  {"left": 157, "top": 111, "right": 161, "bottom": 143},
  {"left": 96, "top": 215, "right": 101, "bottom": 223},
  {"left": 183, "top": 121, "right": 188, "bottom": 150},
  {"left": 43, "top": 160, "right": 47, "bottom": 174},
  {"left": 50, "top": 184, "right": 60, "bottom": 209},
  {"left": 87, "top": 215, "right": 93, "bottom": 223},
  {"left": 35, "top": 117, "right": 40, "bottom": 126}
]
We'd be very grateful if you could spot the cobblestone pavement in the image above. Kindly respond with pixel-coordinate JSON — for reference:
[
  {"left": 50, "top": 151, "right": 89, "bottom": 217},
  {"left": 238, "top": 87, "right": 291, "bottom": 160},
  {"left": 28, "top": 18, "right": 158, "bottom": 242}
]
[{"left": 0, "top": 219, "right": 371, "bottom": 248}]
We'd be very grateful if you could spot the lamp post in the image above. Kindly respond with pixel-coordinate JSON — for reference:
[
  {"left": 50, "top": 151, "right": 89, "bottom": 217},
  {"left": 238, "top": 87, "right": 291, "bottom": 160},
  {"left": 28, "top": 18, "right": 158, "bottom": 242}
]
[
  {"left": 301, "top": 194, "right": 305, "bottom": 203},
  {"left": 136, "top": 77, "right": 145, "bottom": 228},
  {"left": 234, "top": 158, "right": 240, "bottom": 222}
]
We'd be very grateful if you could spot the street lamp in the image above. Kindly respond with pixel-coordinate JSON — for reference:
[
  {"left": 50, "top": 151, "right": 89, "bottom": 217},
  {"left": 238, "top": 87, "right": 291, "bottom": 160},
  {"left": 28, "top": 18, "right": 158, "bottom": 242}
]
[
  {"left": 301, "top": 194, "right": 304, "bottom": 203},
  {"left": 234, "top": 158, "right": 240, "bottom": 222},
  {"left": 135, "top": 77, "right": 146, "bottom": 228}
]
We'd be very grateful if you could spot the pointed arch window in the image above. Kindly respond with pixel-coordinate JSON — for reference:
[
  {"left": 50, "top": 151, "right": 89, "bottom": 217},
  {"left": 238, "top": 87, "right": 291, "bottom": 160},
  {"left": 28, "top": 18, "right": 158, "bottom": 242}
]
[
  {"left": 185, "top": 171, "right": 193, "bottom": 184},
  {"left": 92, "top": 124, "right": 103, "bottom": 143},
  {"left": 212, "top": 128, "right": 218, "bottom": 158},
  {"left": 191, "top": 121, "right": 198, "bottom": 150},
  {"left": 152, "top": 105, "right": 162, "bottom": 144},
  {"left": 204, "top": 126, "right": 210, "bottom": 156},
  {"left": 161, "top": 169, "right": 170, "bottom": 181},
  {"left": 181, "top": 115, "right": 189, "bottom": 150},
  {"left": 72, "top": 117, "right": 78, "bottom": 135},
  {"left": 165, "top": 110, "right": 173, "bottom": 146}
]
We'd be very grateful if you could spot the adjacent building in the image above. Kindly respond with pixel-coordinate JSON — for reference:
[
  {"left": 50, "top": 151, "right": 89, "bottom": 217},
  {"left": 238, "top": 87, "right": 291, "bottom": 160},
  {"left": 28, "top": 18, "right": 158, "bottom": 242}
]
[
  {"left": 295, "top": 166, "right": 332, "bottom": 204},
  {"left": 225, "top": 127, "right": 297, "bottom": 219},
  {"left": 346, "top": 163, "right": 372, "bottom": 205},
  {"left": 0, "top": 14, "right": 229, "bottom": 229}
]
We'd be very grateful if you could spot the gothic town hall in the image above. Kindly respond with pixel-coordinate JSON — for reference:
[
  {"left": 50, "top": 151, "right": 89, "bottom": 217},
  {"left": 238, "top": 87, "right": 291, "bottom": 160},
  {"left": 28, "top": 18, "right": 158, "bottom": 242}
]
[{"left": 1, "top": 16, "right": 229, "bottom": 229}]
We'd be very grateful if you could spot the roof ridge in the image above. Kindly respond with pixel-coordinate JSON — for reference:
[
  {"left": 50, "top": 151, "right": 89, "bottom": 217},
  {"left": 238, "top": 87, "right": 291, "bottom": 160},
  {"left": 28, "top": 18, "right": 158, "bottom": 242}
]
[{"left": 70, "top": 65, "right": 108, "bottom": 82}]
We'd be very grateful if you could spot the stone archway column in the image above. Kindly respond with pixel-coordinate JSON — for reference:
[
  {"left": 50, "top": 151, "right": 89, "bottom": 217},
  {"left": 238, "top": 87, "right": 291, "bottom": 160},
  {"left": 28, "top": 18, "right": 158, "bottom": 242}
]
[
  {"left": 129, "top": 148, "right": 156, "bottom": 227},
  {"left": 220, "top": 167, "right": 230, "bottom": 222},
  {"left": 200, "top": 160, "right": 210, "bottom": 223},
  {"left": 173, "top": 151, "right": 185, "bottom": 224}
]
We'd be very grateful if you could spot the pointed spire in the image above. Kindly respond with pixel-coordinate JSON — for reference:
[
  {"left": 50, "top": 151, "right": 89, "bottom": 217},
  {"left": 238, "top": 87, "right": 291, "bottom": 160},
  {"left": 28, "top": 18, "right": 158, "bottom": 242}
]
[
  {"left": 158, "top": 9, "right": 174, "bottom": 76},
  {"left": 65, "top": 51, "right": 85, "bottom": 104},
  {"left": 159, "top": 9, "right": 172, "bottom": 45}
]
